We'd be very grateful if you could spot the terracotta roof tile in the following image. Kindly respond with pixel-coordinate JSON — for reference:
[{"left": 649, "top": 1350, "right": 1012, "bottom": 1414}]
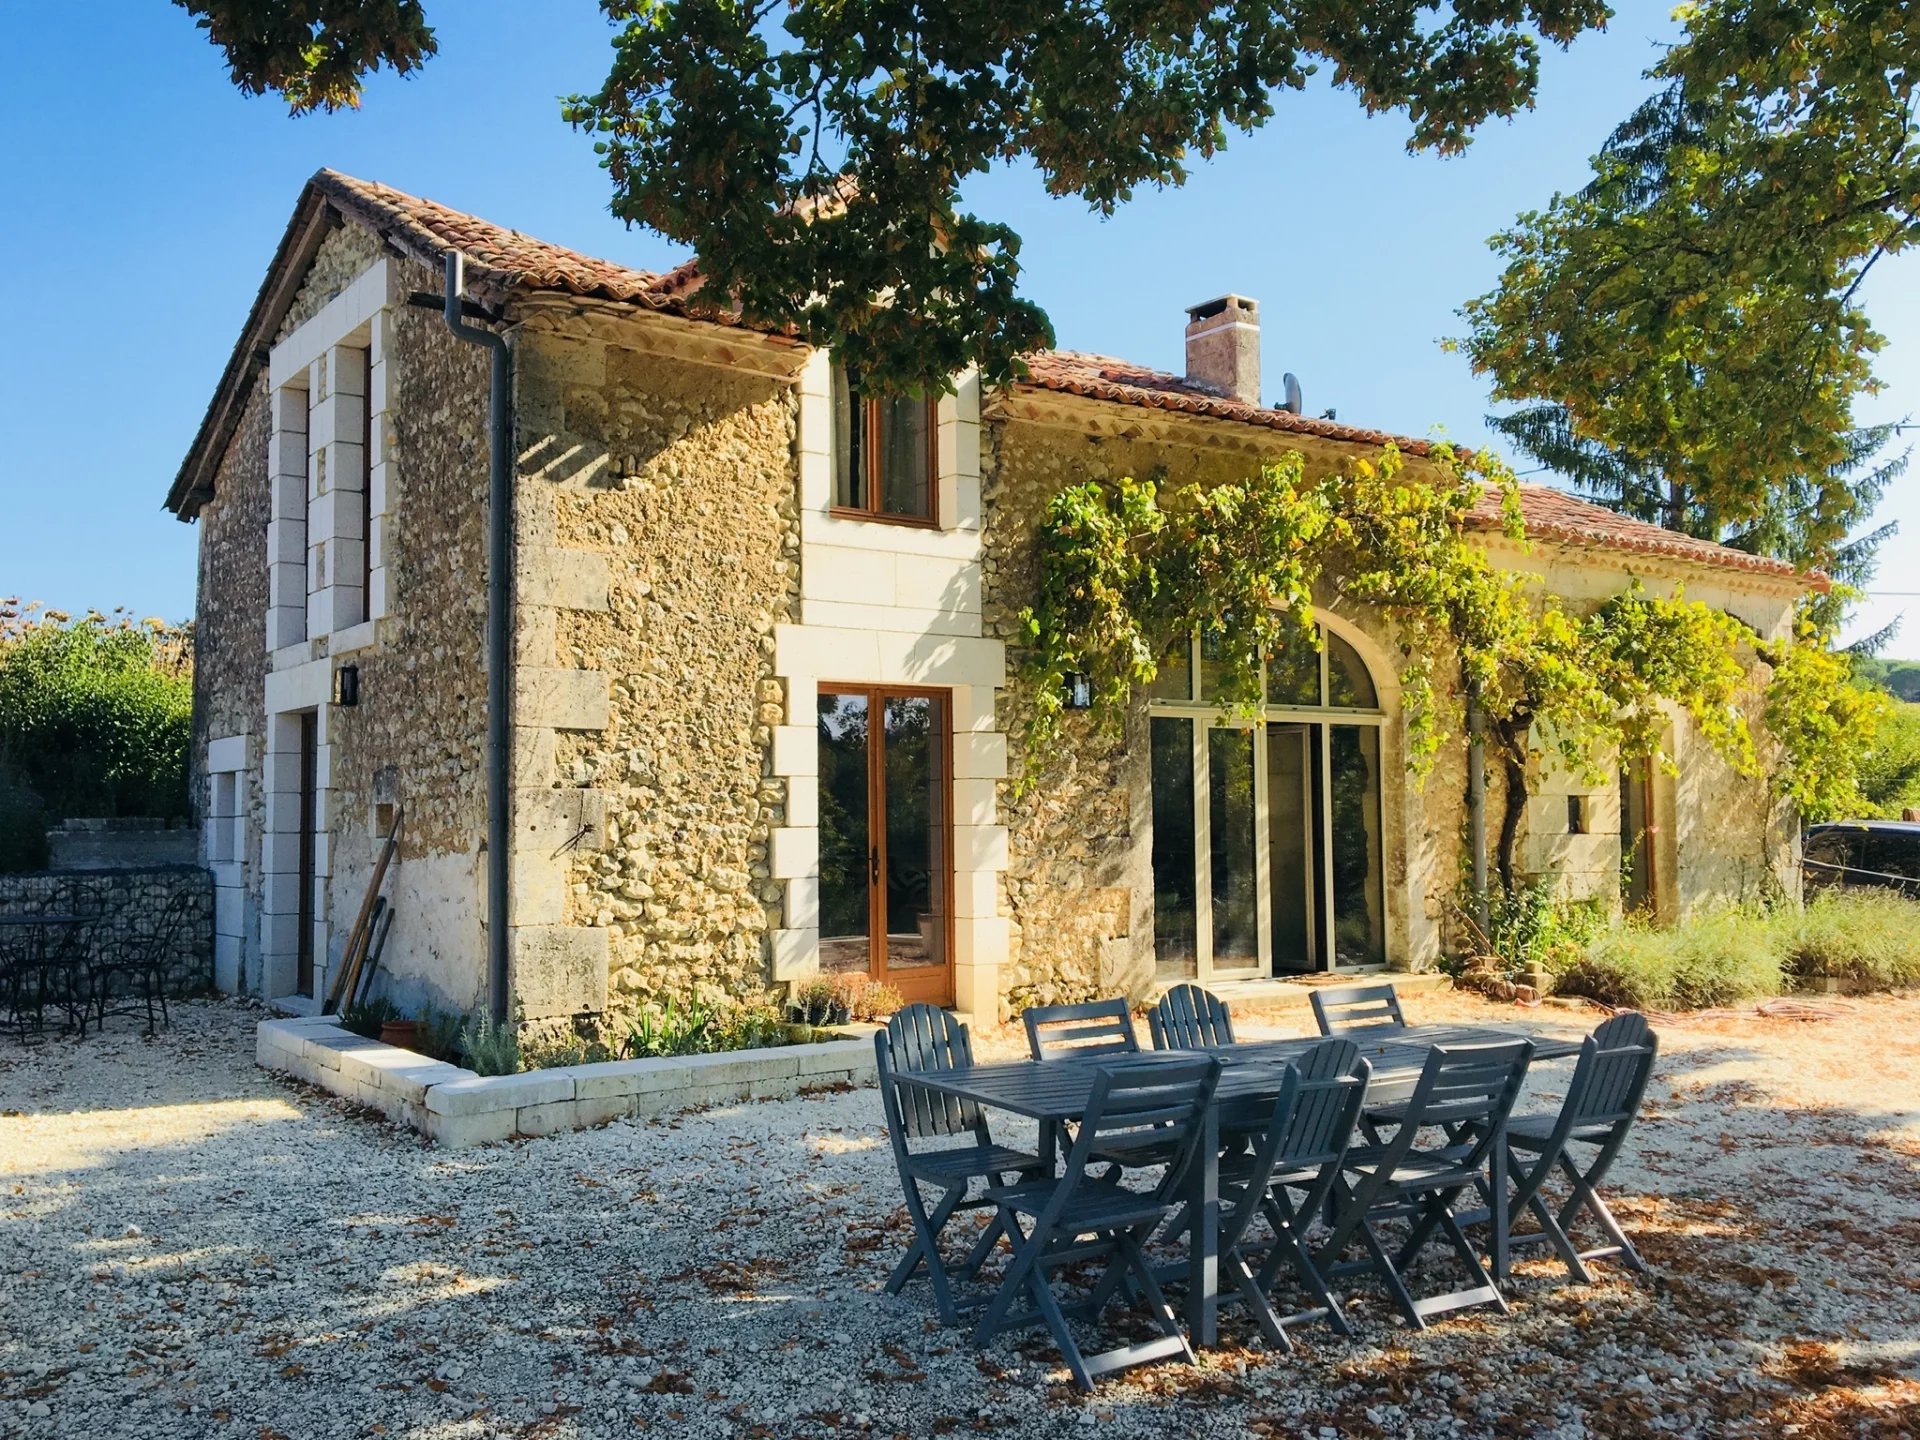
[
  {"left": 1476, "top": 484, "right": 1821, "bottom": 588},
  {"left": 1017, "top": 350, "right": 1438, "bottom": 454},
  {"left": 165, "top": 171, "right": 1821, "bottom": 591}
]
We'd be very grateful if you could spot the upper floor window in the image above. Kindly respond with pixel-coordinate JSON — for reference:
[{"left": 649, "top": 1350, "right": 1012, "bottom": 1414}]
[{"left": 832, "top": 364, "right": 935, "bottom": 525}]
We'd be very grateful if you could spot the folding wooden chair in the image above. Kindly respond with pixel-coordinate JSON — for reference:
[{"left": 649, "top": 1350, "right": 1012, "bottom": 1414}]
[
  {"left": 1023, "top": 997, "right": 1140, "bottom": 1061},
  {"left": 1501, "top": 1013, "right": 1659, "bottom": 1282},
  {"left": 1213, "top": 1039, "right": 1370, "bottom": 1348},
  {"left": 975, "top": 1057, "right": 1223, "bottom": 1391},
  {"left": 1319, "top": 1040, "right": 1532, "bottom": 1329},
  {"left": 1309, "top": 982, "right": 1408, "bottom": 1037},
  {"left": 875, "top": 1004, "right": 1046, "bottom": 1325},
  {"left": 1148, "top": 983, "right": 1234, "bottom": 1050}
]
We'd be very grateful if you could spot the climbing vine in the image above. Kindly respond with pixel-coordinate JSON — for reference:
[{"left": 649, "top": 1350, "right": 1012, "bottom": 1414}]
[
  {"left": 1761, "top": 608, "right": 1889, "bottom": 823},
  {"left": 1017, "top": 442, "right": 1783, "bottom": 891}
]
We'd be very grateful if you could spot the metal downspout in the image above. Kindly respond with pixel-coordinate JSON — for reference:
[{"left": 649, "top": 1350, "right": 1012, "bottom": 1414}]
[
  {"left": 1466, "top": 686, "right": 1490, "bottom": 933},
  {"left": 442, "top": 252, "right": 514, "bottom": 1023}
]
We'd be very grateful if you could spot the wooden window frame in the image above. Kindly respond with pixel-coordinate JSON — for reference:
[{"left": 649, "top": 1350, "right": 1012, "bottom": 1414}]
[{"left": 830, "top": 375, "right": 941, "bottom": 529}]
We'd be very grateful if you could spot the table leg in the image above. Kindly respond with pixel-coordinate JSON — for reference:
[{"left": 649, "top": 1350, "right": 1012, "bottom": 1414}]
[
  {"left": 1185, "top": 1102, "right": 1220, "bottom": 1348},
  {"left": 1488, "top": 1118, "right": 1510, "bottom": 1285}
]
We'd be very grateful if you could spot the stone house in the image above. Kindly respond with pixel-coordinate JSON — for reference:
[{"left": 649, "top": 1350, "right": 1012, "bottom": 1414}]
[{"left": 167, "top": 170, "right": 1814, "bottom": 1025}]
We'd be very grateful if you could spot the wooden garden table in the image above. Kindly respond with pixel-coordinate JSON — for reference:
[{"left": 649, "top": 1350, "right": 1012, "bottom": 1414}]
[{"left": 893, "top": 1022, "right": 1580, "bottom": 1347}]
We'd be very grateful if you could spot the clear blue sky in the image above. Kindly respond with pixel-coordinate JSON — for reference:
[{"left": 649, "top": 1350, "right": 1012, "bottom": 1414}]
[{"left": 2, "top": 1, "right": 1913, "bottom": 647}]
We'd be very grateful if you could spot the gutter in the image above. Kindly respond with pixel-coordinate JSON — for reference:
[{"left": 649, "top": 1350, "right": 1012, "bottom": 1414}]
[
  {"left": 1466, "top": 686, "right": 1490, "bottom": 934},
  {"left": 441, "top": 251, "right": 515, "bottom": 1024}
]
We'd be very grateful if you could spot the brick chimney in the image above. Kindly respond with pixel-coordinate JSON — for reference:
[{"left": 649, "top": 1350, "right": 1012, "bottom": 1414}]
[{"left": 1184, "top": 295, "right": 1260, "bottom": 405}]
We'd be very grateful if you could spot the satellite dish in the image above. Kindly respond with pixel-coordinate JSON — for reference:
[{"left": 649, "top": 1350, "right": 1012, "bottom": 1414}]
[{"left": 1281, "top": 372, "right": 1303, "bottom": 414}]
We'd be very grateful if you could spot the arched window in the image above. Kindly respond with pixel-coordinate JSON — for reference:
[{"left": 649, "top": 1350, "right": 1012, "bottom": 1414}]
[{"left": 1146, "top": 621, "right": 1387, "bottom": 978}]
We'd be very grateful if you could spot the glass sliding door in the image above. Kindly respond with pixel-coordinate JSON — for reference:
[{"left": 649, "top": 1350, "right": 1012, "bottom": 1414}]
[
  {"left": 1148, "top": 620, "right": 1390, "bottom": 977},
  {"left": 1150, "top": 716, "right": 1199, "bottom": 975},
  {"left": 1208, "top": 726, "right": 1261, "bottom": 971},
  {"left": 816, "top": 686, "right": 953, "bottom": 1004},
  {"left": 1267, "top": 724, "right": 1316, "bottom": 973},
  {"left": 1329, "top": 725, "right": 1385, "bottom": 966}
]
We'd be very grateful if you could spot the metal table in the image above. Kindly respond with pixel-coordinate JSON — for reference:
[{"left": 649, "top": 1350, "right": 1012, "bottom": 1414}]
[{"left": 894, "top": 1023, "right": 1579, "bottom": 1347}]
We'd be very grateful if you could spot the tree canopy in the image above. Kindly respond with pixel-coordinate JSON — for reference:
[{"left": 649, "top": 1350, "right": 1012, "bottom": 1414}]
[
  {"left": 1461, "top": 2, "right": 1918, "bottom": 528},
  {"left": 177, "top": 0, "right": 1610, "bottom": 395}
]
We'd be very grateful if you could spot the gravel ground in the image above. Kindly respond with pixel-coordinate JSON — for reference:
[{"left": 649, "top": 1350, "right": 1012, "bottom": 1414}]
[{"left": 3, "top": 991, "right": 1918, "bottom": 1440}]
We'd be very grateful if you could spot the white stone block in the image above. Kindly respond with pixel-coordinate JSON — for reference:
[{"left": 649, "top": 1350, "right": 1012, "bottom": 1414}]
[
  {"left": 771, "top": 726, "right": 818, "bottom": 778},
  {"left": 952, "top": 777, "right": 998, "bottom": 828},
  {"left": 207, "top": 734, "right": 247, "bottom": 772},
  {"left": 800, "top": 545, "right": 898, "bottom": 606},
  {"left": 795, "top": 1039, "right": 875, "bottom": 1077},
  {"left": 784, "top": 774, "right": 818, "bottom": 828},
  {"left": 783, "top": 675, "right": 816, "bottom": 726},
  {"left": 424, "top": 1108, "right": 517, "bottom": 1149},
  {"left": 953, "top": 732, "right": 1009, "bottom": 779},
  {"left": 566, "top": 1058, "right": 699, "bottom": 1101},
  {"left": 769, "top": 826, "right": 817, "bottom": 879},
  {"left": 771, "top": 927, "right": 819, "bottom": 978},
  {"left": 954, "top": 825, "right": 1008, "bottom": 872},
  {"left": 785, "top": 873, "right": 820, "bottom": 928},
  {"left": 894, "top": 554, "right": 979, "bottom": 614},
  {"left": 517, "top": 667, "right": 610, "bottom": 732},
  {"left": 955, "top": 915, "right": 1012, "bottom": 968},
  {"left": 520, "top": 547, "right": 612, "bottom": 612},
  {"left": 424, "top": 1071, "right": 575, "bottom": 1117},
  {"left": 953, "top": 868, "right": 1000, "bottom": 919}
]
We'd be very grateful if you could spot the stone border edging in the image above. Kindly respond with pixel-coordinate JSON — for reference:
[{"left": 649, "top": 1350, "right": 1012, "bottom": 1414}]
[{"left": 256, "top": 1016, "right": 877, "bottom": 1148}]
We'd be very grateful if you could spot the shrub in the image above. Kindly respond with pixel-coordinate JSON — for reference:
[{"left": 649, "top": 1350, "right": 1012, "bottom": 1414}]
[
  {"left": 460, "top": 1008, "right": 522, "bottom": 1076},
  {"left": 1784, "top": 889, "right": 1920, "bottom": 988},
  {"left": 1558, "top": 907, "right": 1788, "bottom": 1010},
  {"left": 341, "top": 995, "right": 402, "bottom": 1039},
  {"left": 0, "top": 605, "right": 193, "bottom": 840},
  {"left": 1472, "top": 882, "right": 1612, "bottom": 977}
]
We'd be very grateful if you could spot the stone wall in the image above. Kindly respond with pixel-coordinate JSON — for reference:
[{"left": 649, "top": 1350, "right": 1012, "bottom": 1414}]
[
  {"left": 510, "top": 310, "right": 802, "bottom": 1025},
  {"left": 46, "top": 819, "right": 198, "bottom": 871},
  {"left": 314, "top": 252, "right": 492, "bottom": 1016},
  {"left": 0, "top": 866, "right": 213, "bottom": 996}
]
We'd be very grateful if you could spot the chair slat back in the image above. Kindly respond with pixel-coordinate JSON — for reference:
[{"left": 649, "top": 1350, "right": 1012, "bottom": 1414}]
[
  {"left": 1023, "top": 998, "right": 1140, "bottom": 1062},
  {"left": 1397, "top": 1040, "right": 1533, "bottom": 1171},
  {"left": 1308, "top": 983, "right": 1408, "bottom": 1037},
  {"left": 1570, "top": 1012, "right": 1658, "bottom": 1130},
  {"left": 1148, "top": 984, "right": 1234, "bottom": 1050},
  {"left": 875, "top": 1003, "right": 984, "bottom": 1141},
  {"left": 1276, "top": 1040, "right": 1369, "bottom": 1172},
  {"left": 1061, "top": 1058, "right": 1222, "bottom": 1202}
]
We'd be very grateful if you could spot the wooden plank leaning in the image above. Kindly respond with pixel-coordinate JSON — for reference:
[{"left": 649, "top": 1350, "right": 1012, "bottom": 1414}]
[{"left": 322, "top": 806, "right": 404, "bottom": 1015}]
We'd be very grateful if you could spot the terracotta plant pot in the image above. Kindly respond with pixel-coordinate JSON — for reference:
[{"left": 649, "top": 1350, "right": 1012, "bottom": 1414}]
[{"left": 379, "top": 1019, "right": 421, "bottom": 1051}]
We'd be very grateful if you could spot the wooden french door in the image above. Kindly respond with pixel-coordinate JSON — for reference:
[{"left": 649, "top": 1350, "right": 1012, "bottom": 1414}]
[{"left": 817, "top": 685, "right": 954, "bottom": 1006}]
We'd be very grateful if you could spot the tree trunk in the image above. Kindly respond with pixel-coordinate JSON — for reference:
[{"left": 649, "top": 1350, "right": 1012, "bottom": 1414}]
[{"left": 1491, "top": 715, "right": 1531, "bottom": 895}]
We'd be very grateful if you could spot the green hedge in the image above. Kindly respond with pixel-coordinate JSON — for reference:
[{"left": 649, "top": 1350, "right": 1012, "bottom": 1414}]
[
  {"left": 0, "top": 607, "right": 192, "bottom": 871},
  {"left": 1557, "top": 889, "right": 1920, "bottom": 1009}
]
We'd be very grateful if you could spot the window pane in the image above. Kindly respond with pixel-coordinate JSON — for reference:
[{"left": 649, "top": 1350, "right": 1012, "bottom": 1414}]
[
  {"left": 1150, "top": 717, "right": 1198, "bottom": 973},
  {"left": 1265, "top": 628, "right": 1321, "bottom": 707},
  {"left": 1869, "top": 830, "right": 1920, "bottom": 881},
  {"left": 1267, "top": 724, "right": 1315, "bottom": 973},
  {"left": 877, "top": 394, "right": 931, "bottom": 519},
  {"left": 1329, "top": 725, "right": 1385, "bottom": 965},
  {"left": 1209, "top": 727, "right": 1260, "bottom": 969},
  {"left": 881, "top": 694, "right": 947, "bottom": 971},
  {"left": 1146, "top": 636, "right": 1194, "bottom": 701},
  {"left": 817, "top": 692, "right": 871, "bottom": 974},
  {"left": 833, "top": 366, "right": 864, "bottom": 509},
  {"left": 1327, "top": 631, "right": 1378, "bottom": 709}
]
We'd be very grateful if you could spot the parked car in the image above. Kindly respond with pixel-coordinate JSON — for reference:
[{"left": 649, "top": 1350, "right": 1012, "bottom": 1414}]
[{"left": 1801, "top": 821, "right": 1920, "bottom": 897}]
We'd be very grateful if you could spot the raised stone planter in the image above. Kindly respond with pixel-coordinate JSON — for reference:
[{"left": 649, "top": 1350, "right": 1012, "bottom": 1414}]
[{"left": 256, "top": 1016, "right": 877, "bottom": 1148}]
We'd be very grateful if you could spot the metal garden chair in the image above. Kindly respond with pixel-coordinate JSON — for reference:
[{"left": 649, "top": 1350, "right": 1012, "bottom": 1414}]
[
  {"left": 1500, "top": 1013, "right": 1659, "bottom": 1282},
  {"left": 1022, "top": 997, "right": 1140, "bottom": 1062},
  {"left": 1319, "top": 1040, "right": 1533, "bottom": 1329},
  {"left": 874, "top": 1004, "right": 1046, "bottom": 1325},
  {"left": 93, "top": 887, "right": 195, "bottom": 1036},
  {"left": 1309, "top": 982, "right": 1408, "bottom": 1037},
  {"left": 1212, "top": 1038, "right": 1370, "bottom": 1348},
  {"left": 974, "top": 1057, "right": 1223, "bottom": 1391},
  {"left": 1148, "top": 983, "right": 1234, "bottom": 1050}
]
